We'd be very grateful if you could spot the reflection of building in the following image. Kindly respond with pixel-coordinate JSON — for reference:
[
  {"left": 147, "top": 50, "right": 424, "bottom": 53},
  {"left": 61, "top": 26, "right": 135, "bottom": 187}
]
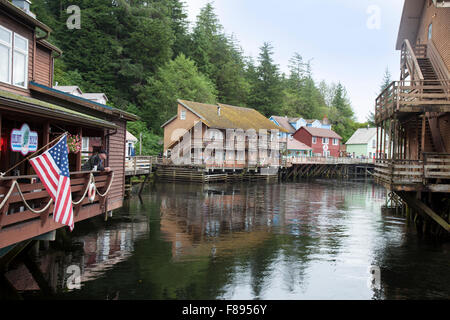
[{"left": 4, "top": 217, "right": 149, "bottom": 292}]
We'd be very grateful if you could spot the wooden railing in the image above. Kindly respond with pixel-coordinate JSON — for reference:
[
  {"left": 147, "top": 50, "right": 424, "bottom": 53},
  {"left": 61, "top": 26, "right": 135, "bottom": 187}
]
[
  {"left": 401, "top": 39, "right": 425, "bottom": 81},
  {"left": 427, "top": 40, "right": 450, "bottom": 82},
  {"left": 287, "top": 157, "right": 374, "bottom": 165},
  {"left": 423, "top": 153, "right": 450, "bottom": 180},
  {"left": 375, "top": 80, "right": 450, "bottom": 123},
  {"left": 0, "top": 171, "right": 112, "bottom": 232},
  {"left": 374, "top": 153, "right": 450, "bottom": 186}
]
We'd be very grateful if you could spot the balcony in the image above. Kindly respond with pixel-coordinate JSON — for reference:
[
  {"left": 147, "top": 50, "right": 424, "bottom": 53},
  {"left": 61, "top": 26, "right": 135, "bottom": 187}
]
[
  {"left": 373, "top": 153, "right": 450, "bottom": 192},
  {"left": 375, "top": 39, "right": 450, "bottom": 124},
  {"left": 375, "top": 80, "right": 450, "bottom": 123},
  {"left": 0, "top": 171, "right": 113, "bottom": 249}
]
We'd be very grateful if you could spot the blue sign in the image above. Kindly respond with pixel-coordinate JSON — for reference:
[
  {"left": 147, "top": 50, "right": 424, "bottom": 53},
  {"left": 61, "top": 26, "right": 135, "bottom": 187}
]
[{"left": 11, "top": 123, "right": 38, "bottom": 155}]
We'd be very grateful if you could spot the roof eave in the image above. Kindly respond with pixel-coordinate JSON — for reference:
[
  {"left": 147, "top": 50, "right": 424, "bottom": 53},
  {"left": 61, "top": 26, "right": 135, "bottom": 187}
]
[
  {"left": 396, "top": 0, "right": 425, "bottom": 50},
  {"left": 0, "top": 0, "right": 52, "bottom": 33},
  {"left": 0, "top": 95, "right": 117, "bottom": 129}
]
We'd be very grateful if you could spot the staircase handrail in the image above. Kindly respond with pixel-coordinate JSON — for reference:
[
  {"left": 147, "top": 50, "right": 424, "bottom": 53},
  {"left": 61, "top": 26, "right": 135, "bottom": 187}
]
[{"left": 402, "top": 39, "right": 424, "bottom": 81}]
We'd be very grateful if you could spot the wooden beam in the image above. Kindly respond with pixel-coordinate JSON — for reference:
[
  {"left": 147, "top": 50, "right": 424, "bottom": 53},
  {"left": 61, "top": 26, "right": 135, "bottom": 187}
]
[
  {"left": 421, "top": 114, "right": 426, "bottom": 159},
  {"left": 398, "top": 192, "right": 450, "bottom": 232}
]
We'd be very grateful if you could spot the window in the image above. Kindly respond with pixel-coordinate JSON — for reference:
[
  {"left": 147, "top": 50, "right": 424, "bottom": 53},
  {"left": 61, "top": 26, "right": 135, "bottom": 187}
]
[
  {"left": 428, "top": 23, "right": 432, "bottom": 40},
  {"left": 0, "top": 26, "right": 12, "bottom": 84},
  {"left": 0, "top": 26, "right": 28, "bottom": 88},
  {"left": 322, "top": 137, "right": 329, "bottom": 144},
  {"left": 333, "top": 138, "right": 338, "bottom": 146},
  {"left": 372, "top": 139, "right": 376, "bottom": 148},
  {"left": 180, "top": 110, "right": 186, "bottom": 120},
  {"left": 82, "top": 137, "right": 89, "bottom": 152},
  {"left": 312, "top": 136, "right": 317, "bottom": 144}
]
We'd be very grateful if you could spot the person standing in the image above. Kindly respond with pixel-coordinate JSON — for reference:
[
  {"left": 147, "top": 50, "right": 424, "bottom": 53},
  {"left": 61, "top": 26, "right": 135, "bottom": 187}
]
[{"left": 82, "top": 150, "right": 111, "bottom": 172}]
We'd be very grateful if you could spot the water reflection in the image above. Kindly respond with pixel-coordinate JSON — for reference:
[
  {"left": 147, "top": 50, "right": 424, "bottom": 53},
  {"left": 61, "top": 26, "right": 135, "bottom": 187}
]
[{"left": 9, "top": 180, "right": 450, "bottom": 300}]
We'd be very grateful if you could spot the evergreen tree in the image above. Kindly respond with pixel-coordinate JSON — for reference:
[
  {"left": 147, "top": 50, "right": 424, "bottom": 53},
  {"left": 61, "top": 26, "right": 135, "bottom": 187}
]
[
  {"left": 139, "top": 54, "right": 217, "bottom": 134},
  {"left": 248, "top": 42, "right": 283, "bottom": 116},
  {"left": 367, "top": 67, "right": 391, "bottom": 126}
]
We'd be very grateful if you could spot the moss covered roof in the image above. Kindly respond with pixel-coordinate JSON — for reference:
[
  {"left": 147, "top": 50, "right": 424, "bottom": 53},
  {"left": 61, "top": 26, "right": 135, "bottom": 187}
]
[
  {"left": 178, "top": 100, "right": 287, "bottom": 132},
  {"left": 0, "top": 89, "right": 117, "bottom": 129}
]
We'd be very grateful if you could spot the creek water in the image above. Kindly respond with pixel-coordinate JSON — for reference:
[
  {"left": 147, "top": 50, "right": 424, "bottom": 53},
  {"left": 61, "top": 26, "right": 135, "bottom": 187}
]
[{"left": 12, "top": 180, "right": 450, "bottom": 300}]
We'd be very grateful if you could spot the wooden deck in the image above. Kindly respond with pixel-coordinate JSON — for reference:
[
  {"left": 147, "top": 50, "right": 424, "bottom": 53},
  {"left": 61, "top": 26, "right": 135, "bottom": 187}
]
[
  {"left": 0, "top": 171, "right": 113, "bottom": 249},
  {"left": 125, "top": 156, "right": 374, "bottom": 176},
  {"left": 375, "top": 79, "right": 450, "bottom": 123},
  {"left": 373, "top": 153, "right": 450, "bottom": 192}
]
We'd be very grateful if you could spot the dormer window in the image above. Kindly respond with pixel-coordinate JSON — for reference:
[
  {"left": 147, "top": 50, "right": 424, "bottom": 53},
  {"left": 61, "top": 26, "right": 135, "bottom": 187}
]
[
  {"left": 0, "top": 25, "right": 28, "bottom": 88},
  {"left": 180, "top": 110, "right": 186, "bottom": 120}
]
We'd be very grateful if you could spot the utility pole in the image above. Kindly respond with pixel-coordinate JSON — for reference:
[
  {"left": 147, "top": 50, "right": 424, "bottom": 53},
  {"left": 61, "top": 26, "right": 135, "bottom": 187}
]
[{"left": 139, "top": 132, "right": 142, "bottom": 156}]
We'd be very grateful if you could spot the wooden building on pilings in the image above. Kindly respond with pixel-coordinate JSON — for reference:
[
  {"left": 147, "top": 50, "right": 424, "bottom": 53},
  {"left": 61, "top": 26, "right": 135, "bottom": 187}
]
[
  {"left": 374, "top": 0, "right": 450, "bottom": 235},
  {"left": 0, "top": 0, "right": 138, "bottom": 255}
]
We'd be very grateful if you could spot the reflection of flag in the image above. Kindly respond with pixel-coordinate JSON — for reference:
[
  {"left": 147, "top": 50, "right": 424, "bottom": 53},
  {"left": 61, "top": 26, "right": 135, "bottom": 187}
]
[{"left": 30, "top": 135, "right": 74, "bottom": 230}]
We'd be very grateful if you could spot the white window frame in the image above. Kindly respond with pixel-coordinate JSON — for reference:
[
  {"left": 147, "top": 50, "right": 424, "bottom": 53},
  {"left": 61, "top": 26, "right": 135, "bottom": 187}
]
[
  {"left": 12, "top": 33, "right": 28, "bottom": 89},
  {"left": 322, "top": 137, "right": 329, "bottom": 145},
  {"left": 312, "top": 136, "right": 317, "bottom": 144},
  {"left": 333, "top": 138, "right": 338, "bottom": 146},
  {"left": 82, "top": 137, "right": 90, "bottom": 152},
  {"left": 0, "top": 25, "right": 13, "bottom": 86},
  {"left": 180, "top": 110, "right": 186, "bottom": 120}
]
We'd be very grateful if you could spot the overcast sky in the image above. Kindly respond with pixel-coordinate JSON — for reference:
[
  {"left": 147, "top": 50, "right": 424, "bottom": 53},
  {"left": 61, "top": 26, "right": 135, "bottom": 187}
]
[{"left": 183, "top": 0, "right": 405, "bottom": 122}]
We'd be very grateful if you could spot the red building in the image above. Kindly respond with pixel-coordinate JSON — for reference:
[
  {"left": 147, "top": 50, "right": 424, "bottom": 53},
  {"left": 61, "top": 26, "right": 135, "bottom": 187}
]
[{"left": 293, "top": 127, "right": 342, "bottom": 157}]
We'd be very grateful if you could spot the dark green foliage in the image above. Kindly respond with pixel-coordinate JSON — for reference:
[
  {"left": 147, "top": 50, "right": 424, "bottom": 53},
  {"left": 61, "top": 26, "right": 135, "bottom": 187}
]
[{"left": 32, "top": 1, "right": 366, "bottom": 152}]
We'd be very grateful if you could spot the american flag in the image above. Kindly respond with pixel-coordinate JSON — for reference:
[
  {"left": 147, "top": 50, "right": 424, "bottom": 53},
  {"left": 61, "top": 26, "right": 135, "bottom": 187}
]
[{"left": 30, "top": 135, "right": 74, "bottom": 231}]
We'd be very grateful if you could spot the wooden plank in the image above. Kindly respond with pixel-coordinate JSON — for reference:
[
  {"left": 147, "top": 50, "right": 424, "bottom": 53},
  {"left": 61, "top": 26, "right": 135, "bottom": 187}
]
[{"left": 398, "top": 192, "right": 450, "bottom": 232}]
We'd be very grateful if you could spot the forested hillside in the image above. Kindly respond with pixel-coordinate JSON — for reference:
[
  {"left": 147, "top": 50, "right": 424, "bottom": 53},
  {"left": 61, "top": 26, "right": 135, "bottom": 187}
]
[{"left": 31, "top": 0, "right": 368, "bottom": 154}]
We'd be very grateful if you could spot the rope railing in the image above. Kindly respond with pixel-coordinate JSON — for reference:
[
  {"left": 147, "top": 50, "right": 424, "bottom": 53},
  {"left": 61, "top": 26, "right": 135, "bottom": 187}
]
[{"left": 0, "top": 171, "right": 114, "bottom": 214}]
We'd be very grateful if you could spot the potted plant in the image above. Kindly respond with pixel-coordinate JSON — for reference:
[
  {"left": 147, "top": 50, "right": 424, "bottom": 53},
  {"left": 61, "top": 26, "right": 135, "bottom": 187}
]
[{"left": 67, "top": 134, "right": 82, "bottom": 154}]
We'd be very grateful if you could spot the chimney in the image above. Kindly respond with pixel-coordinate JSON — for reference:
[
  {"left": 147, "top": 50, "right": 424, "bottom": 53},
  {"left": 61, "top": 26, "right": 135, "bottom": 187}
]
[
  {"left": 12, "top": 1, "right": 36, "bottom": 18},
  {"left": 322, "top": 115, "right": 329, "bottom": 125}
]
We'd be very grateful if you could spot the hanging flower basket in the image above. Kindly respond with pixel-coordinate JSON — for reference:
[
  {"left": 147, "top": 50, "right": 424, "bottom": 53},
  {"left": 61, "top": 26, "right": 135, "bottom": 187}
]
[{"left": 67, "top": 134, "right": 82, "bottom": 154}]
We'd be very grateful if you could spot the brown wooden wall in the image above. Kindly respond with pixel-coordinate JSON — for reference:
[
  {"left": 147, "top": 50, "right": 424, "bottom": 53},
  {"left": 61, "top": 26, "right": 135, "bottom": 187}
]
[
  {"left": 163, "top": 103, "right": 202, "bottom": 151},
  {"left": 35, "top": 44, "right": 52, "bottom": 87},
  {"left": 107, "top": 119, "right": 126, "bottom": 212},
  {"left": 415, "top": 3, "right": 450, "bottom": 72},
  {"left": 438, "top": 114, "right": 450, "bottom": 152}
]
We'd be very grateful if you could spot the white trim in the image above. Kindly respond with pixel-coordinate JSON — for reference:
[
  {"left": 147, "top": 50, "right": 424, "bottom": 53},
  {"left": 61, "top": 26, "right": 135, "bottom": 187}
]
[
  {"left": 177, "top": 100, "right": 206, "bottom": 120},
  {"left": 12, "top": 33, "right": 28, "bottom": 89},
  {"left": 82, "top": 137, "right": 89, "bottom": 152},
  {"left": 0, "top": 25, "right": 12, "bottom": 85}
]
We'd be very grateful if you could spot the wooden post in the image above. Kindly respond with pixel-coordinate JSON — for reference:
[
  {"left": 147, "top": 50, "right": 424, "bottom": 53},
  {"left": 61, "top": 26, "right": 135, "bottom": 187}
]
[
  {"left": 421, "top": 114, "right": 426, "bottom": 160},
  {"left": 139, "top": 132, "right": 142, "bottom": 156},
  {"left": 76, "top": 127, "right": 82, "bottom": 171}
]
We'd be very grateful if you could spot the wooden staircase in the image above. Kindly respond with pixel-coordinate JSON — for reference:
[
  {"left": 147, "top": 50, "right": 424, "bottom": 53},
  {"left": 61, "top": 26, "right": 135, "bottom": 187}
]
[
  {"left": 416, "top": 116, "right": 436, "bottom": 156},
  {"left": 417, "top": 58, "right": 443, "bottom": 94}
]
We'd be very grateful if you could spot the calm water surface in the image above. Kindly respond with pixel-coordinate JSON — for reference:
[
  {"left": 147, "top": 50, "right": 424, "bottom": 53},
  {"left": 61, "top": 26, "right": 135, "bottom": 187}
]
[{"left": 19, "top": 181, "right": 450, "bottom": 299}]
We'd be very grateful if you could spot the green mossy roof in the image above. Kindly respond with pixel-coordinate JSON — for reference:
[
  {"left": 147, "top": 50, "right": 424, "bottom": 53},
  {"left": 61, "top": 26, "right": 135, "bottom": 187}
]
[{"left": 0, "top": 89, "right": 117, "bottom": 128}]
